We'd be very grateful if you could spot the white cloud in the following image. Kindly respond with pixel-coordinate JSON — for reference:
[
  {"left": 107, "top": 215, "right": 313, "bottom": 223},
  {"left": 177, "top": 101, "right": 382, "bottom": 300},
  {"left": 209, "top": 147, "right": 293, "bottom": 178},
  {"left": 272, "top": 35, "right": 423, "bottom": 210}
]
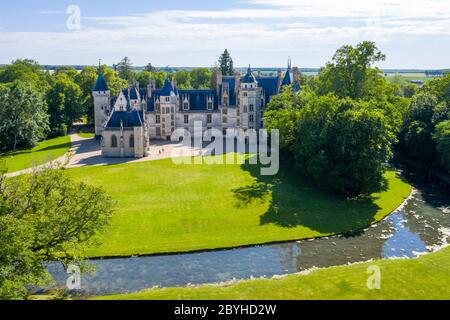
[{"left": 0, "top": 0, "right": 449, "bottom": 67}]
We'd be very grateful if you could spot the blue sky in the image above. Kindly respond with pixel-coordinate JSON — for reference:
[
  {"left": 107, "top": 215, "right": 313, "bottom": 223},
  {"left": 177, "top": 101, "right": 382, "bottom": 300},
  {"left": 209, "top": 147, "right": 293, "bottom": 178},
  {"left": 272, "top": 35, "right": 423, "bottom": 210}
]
[{"left": 0, "top": 0, "right": 449, "bottom": 68}]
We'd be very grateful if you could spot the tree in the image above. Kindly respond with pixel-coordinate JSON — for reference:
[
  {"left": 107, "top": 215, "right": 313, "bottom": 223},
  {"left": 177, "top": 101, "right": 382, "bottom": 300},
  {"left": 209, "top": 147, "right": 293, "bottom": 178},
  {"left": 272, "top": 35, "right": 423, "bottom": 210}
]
[
  {"left": 47, "top": 73, "right": 84, "bottom": 136},
  {"left": 190, "top": 68, "right": 213, "bottom": 89},
  {"left": 75, "top": 66, "right": 98, "bottom": 124},
  {"left": 434, "top": 120, "right": 450, "bottom": 171},
  {"left": 399, "top": 93, "right": 440, "bottom": 163},
  {"left": 317, "top": 41, "right": 386, "bottom": 100},
  {"left": 0, "top": 81, "right": 49, "bottom": 150},
  {"left": 0, "top": 59, "right": 49, "bottom": 92},
  {"left": 116, "top": 57, "right": 134, "bottom": 82},
  {"left": 100, "top": 65, "right": 128, "bottom": 96},
  {"left": 0, "top": 165, "right": 114, "bottom": 299},
  {"left": 144, "top": 63, "right": 156, "bottom": 73},
  {"left": 294, "top": 95, "right": 395, "bottom": 196},
  {"left": 218, "top": 49, "right": 234, "bottom": 76},
  {"left": 173, "top": 70, "right": 191, "bottom": 89}
]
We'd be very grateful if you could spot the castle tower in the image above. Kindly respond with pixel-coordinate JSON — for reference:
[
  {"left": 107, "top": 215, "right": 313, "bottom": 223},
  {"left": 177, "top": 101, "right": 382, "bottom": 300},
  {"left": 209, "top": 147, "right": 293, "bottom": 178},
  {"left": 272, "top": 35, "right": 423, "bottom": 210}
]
[
  {"left": 239, "top": 65, "right": 261, "bottom": 129},
  {"left": 93, "top": 65, "right": 111, "bottom": 137}
]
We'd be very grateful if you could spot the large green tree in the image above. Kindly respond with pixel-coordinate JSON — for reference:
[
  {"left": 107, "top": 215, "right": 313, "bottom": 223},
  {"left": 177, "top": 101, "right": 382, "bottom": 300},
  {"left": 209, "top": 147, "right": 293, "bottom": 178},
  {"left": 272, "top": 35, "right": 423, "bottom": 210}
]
[
  {"left": 173, "top": 70, "right": 191, "bottom": 89},
  {"left": 0, "top": 81, "right": 49, "bottom": 150},
  {"left": 218, "top": 49, "right": 234, "bottom": 76},
  {"left": 398, "top": 93, "right": 449, "bottom": 165},
  {"left": 46, "top": 73, "right": 84, "bottom": 136},
  {"left": 317, "top": 41, "right": 386, "bottom": 100},
  {"left": 434, "top": 120, "right": 450, "bottom": 171},
  {"left": 0, "top": 166, "right": 114, "bottom": 299},
  {"left": 190, "top": 68, "right": 213, "bottom": 89},
  {"left": 294, "top": 95, "right": 395, "bottom": 196},
  {"left": 115, "top": 57, "right": 135, "bottom": 82},
  {"left": 75, "top": 66, "right": 98, "bottom": 124}
]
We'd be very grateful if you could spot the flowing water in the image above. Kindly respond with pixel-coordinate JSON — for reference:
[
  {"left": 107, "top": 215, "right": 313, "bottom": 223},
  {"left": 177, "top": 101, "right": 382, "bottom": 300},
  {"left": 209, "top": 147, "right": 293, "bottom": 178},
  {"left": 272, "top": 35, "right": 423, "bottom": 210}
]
[{"left": 45, "top": 172, "right": 450, "bottom": 296}]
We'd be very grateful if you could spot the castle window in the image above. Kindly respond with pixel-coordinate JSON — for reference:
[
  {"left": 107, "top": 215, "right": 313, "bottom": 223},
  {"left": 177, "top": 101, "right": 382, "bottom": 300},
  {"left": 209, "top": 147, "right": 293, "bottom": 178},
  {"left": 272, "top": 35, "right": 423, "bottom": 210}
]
[
  {"left": 156, "top": 115, "right": 161, "bottom": 124},
  {"left": 222, "top": 108, "right": 228, "bottom": 115},
  {"left": 223, "top": 116, "right": 228, "bottom": 124},
  {"left": 237, "top": 119, "right": 240, "bottom": 126},
  {"left": 129, "top": 135, "right": 135, "bottom": 148},
  {"left": 223, "top": 97, "right": 228, "bottom": 106},
  {"left": 165, "top": 97, "right": 170, "bottom": 102},
  {"left": 244, "top": 106, "right": 248, "bottom": 113},
  {"left": 243, "top": 92, "right": 248, "bottom": 97},
  {"left": 207, "top": 114, "right": 212, "bottom": 124},
  {"left": 207, "top": 101, "right": 213, "bottom": 110},
  {"left": 249, "top": 104, "right": 254, "bottom": 112},
  {"left": 184, "top": 115, "right": 189, "bottom": 124},
  {"left": 156, "top": 127, "right": 161, "bottom": 136},
  {"left": 183, "top": 102, "right": 189, "bottom": 110},
  {"left": 111, "top": 135, "right": 118, "bottom": 148},
  {"left": 249, "top": 115, "right": 254, "bottom": 123}
]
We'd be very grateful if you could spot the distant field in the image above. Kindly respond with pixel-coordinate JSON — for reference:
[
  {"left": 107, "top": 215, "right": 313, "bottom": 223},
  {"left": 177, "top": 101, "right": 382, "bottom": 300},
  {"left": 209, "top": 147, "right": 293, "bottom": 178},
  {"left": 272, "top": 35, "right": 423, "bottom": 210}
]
[{"left": 385, "top": 73, "right": 433, "bottom": 84}]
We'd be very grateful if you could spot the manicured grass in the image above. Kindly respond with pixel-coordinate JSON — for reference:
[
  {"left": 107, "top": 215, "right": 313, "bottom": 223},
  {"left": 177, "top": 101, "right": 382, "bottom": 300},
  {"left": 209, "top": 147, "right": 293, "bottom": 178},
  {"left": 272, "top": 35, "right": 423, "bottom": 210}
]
[
  {"left": 78, "top": 133, "right": 95, "bottom": 139},
  {"left": 0, "top": 136, "right": 71, "bottom": 173},
  {"left": 66, "top": 156, "right": 411, "bottom": 257},
  {"left": 98, "top": 246, "right": 450, "bottom": 300}
]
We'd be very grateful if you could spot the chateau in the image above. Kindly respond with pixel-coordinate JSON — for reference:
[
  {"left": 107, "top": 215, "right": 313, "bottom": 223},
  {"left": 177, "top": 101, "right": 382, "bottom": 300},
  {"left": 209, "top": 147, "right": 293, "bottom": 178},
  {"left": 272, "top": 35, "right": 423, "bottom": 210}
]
[{"left": 93, "top": 62, "right": 301, "bottom": 158}]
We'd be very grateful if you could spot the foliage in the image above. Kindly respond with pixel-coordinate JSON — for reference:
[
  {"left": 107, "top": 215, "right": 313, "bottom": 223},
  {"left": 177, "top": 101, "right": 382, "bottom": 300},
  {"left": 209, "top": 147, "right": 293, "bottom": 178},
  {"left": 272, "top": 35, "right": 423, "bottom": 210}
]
[
  {"left": 0, "top": 59, "right": 48, "bottom": 91},
  {"left": 218, "top": 49, "right": 234, "bottom": 76},
  {"left": 398, "top": 93, "right": 447, "bottom": 164},
  {"left": 144, "top": 63, "right": 156, "bottom": 73},
  {"left": 294, "top": 95, "right": 395, "bottom": 196},
  {"left": 46, "top": 73, "right": 83, "bottom": 137},
  {"left": 0, "top": 165, "right": 114, "bottom": 299},
  {"left": 173, "top": 70, "right": 192, "bottom": 89},
  {"left": 190, "top": 68, "right": 213, "bottom": 89},
  {"left": 317, "top": 41, "right": 386, "bottom": 100},
  {"left": 0, "top": 81, "right": 49, "bottom": 150},
  {"left": 434, "top": 120, "right": 450, "bottom": 170},
  {"left": 75, "top": 67, "right": 98, "bottom": 125},
  {"left": 115, "top": 57, "right": 135, "bottom": 82}
]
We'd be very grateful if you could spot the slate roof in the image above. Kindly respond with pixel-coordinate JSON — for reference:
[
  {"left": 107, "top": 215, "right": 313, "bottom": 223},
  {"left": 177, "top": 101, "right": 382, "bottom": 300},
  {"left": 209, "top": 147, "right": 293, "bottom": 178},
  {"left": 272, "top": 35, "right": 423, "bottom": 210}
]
[
  {"left": 178, "top": 90, "right": 219, "bottom": 111},
  {"left": 93, "top": 74, "right": 109, "bottom": 92},
  {"left": 221, "top": 76, "right": 238, "bottom": 106},
  {"left": 105, "top": 111, "right": 143, "bottom": 129},
  {"left": 257, "top": 76, "right": 280, "bottom": 103},
  {"left": 241, "top": 66, "right": 257, "bottom": 84},
  {"left": 160, "top": 78, "right": 176, "bottom": 96}
]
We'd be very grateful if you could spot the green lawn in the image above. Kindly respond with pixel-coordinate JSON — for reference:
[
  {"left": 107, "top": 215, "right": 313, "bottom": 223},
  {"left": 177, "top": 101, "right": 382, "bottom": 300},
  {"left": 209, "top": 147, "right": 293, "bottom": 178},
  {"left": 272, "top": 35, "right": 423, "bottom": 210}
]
[
  {"left": 0, "top": 136, "right": 71, "bottom": 173},
  {"left": 77, "top": 133, "right": 95, "bottom": 139},
  {"left": 66, "top": 156, "right": 411, "bottom": 257},
  {"left": 98, "top": 246, "right": 450, "bottom": 300}
]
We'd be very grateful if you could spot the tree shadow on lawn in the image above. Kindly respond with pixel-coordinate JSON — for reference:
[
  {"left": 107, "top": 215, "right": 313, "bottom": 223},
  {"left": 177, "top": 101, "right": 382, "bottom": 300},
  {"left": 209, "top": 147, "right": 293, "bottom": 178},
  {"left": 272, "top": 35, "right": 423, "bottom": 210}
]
[
  {"left": 0, "top": 142, "right": 72, "bottom": 158},
  {"left": 232, "top": 161, "right": 384, "bottom": 234}
]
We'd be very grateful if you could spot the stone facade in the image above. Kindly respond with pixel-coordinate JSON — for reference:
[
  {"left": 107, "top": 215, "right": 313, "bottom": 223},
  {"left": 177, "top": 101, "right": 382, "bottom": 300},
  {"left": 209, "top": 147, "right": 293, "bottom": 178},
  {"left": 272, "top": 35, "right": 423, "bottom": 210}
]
[{"left": 93, "top": 63, "right": 301, "bottom": 158}]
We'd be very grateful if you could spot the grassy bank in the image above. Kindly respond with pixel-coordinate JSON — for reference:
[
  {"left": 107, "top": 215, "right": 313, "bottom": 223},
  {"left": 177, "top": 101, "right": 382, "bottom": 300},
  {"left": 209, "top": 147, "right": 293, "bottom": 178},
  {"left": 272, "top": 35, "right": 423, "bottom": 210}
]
[
  {"left": 66, "top": 156, "right": 411, "bottom": 257},
  {"left": 1, "top": 136, "right": 71, "bottom": 173}
]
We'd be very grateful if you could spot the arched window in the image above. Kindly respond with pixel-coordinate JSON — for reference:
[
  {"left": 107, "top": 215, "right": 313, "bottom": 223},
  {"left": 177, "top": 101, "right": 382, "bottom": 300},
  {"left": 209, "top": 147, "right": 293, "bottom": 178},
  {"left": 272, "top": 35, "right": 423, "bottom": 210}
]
[
  {"left": 129, "top": 135, "right": 135, "bottom": 148},
  {"left": 111, "top": 135, "right": 118, "bottom": 148}
]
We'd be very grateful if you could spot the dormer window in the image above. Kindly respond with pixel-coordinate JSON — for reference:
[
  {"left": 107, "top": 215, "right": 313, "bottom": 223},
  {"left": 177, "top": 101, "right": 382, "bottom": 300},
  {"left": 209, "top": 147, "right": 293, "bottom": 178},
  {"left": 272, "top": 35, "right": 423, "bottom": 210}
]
[
  {"left": 183, "top": 102, "right": 189, "bottom": 110},
  {"left": 165, "top": 97, "right": 170, "bottom": 102},
  {"left": 249, "top": 104, "right": 254, "bottom": 112},
  {"left": 223, "top": 97, "right": 228, "bottom": 106},
  {"left": 207, "top": 101, "right": 213, "bottom": 110}
]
